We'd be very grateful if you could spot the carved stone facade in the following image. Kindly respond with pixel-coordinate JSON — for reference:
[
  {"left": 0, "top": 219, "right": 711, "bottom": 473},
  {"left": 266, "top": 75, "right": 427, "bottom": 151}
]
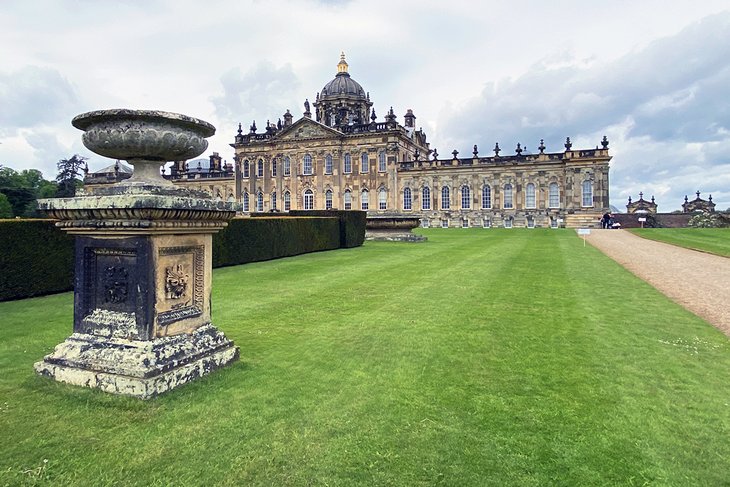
[{"left": 225, "top": 54, "right": 611, "bottom": 228}]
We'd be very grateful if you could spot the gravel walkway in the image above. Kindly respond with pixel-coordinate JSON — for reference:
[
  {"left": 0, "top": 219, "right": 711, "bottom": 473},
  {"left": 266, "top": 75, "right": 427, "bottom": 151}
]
[{"left": 584, "top": 229, "right": 730, "bottom": 337}]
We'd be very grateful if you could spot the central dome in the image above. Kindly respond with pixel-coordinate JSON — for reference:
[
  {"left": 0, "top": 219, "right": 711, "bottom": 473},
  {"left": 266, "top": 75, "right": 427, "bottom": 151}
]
[
  {"left": 320, "top": 73, "right": 366, "bottom": 99},
  {"left": 319, "top": 53, "right": 367, "bottom": 100}
]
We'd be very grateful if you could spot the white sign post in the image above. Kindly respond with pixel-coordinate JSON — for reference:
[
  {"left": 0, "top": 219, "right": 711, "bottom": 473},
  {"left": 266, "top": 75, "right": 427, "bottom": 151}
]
[
  {"left": 577, "top": 228, "right": 591, "bottom": 246},
  {"left": 638, "top": 217, "right": 647, "bottom": 228}
]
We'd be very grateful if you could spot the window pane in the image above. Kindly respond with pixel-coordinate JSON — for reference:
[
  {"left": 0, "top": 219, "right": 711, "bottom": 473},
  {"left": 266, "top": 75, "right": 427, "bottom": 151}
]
[
  {"left": 361, "top": 190, "right": 369, "bottom": 210},
  {"left": 526, "top": 183, "right": 536, "bottom": 208},
  {"left": 284, "top": 191, "right": 291, "bottom": 211},
  {"left": 461, "top": 186, "right": 470, "bottom": 209},
  {"left": 482, "top": 186, "right": 491, "bottom": 209},
  {"left": 549, "top": 183, "right": 559, "bottom": 208},
  {"left": 378, "top": 188, "right": 386, "bottom": 210},
  {"left": 344, "top": 154, "right": 351, "bottom": 173},
  {"left": 325, "top": 189, "right": 333, "bottom": 210},
  {"left": 504, "top": 184, "right": 513, "bottom": 209},
  {"left": 344, "top": 190, "right": 352, "bottom": 210},
  {"left": 582, "top": 180, "right": 593, "bottom": 207},
  {"left": 243, "top": 192, "right": 249, "bottom": 212},
  {"left": 441, "top": 187, "right": 450, "bottom": 209},
  {"left": 378, "top": 152, "right": 386, "bottom": 172},
  {"left": 403, "top": 187, "right": 412, "bottom": 210},
  {"left": 325, "top": 154, "right": 333, "bottom": 174},
  {"left": 284, "top": 157, "right": 291, "bottom": 176},
  {"left": 422, "top": 187, "right": 431, "bottom": 210},
  {"left": 303, "top": 154, "right": 313, "bottom": 175},
  {"left": 361, "top": 153, "right": 369, "bottom": 173}
]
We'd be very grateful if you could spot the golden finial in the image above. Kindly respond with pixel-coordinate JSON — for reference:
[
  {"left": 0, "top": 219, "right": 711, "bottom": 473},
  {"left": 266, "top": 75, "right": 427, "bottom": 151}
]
[{"left": 337, "top": 51, "right": 348, "bottom": 74}]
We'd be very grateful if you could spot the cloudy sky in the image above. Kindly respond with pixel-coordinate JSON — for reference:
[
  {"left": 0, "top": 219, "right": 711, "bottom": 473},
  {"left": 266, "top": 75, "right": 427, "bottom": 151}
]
[{"left": 1, "top": 0, "right": 729, "bottom": 211}]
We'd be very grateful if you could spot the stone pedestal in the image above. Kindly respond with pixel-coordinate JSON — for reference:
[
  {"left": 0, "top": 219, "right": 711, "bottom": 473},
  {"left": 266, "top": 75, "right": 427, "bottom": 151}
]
[
  {"left": 365, "top": 215, "right": 427, "bottom": 242},
  {"left": 35, "top": 109, "right": 239, "bottom": 399}
]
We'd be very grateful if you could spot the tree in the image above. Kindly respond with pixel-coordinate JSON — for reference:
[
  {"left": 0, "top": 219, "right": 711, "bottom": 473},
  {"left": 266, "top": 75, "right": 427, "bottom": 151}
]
[
  {"left": 0, "top": 193, "right": 13, "bottom": 218},
  {"left": 56, "top": 154, "right": 87, "bottom": 197},
  {"left": 0, "top": 164, "right": 59, "bottom": 217}
]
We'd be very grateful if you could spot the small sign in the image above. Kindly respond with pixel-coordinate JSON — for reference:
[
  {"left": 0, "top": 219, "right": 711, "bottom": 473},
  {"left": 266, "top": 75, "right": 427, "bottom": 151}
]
[
  {"left": 577, "top": 228, "right": 591, "bottom": 235},
  {"left": 638, "top": 217, "right": 647, "bottom": 222}
]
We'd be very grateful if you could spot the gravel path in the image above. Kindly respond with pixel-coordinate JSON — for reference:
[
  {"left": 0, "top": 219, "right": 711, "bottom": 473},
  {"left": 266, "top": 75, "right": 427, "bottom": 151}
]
[{"left": 584, "top": 229, "right": 730, "bottom": 337}]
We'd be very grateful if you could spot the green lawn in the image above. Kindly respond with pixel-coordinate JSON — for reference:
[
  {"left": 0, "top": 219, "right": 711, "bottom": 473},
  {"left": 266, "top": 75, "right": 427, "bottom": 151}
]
[
  {"left": 630, "top": 228, "right": 730, "bottom": 257},
  {"left": 1, "top": 229, "right": 728, "bottom": 486}
]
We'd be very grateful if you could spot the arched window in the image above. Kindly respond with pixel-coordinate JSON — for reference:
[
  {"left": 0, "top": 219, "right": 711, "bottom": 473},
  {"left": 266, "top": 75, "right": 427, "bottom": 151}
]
[
  {"left": 303, "top": 154, "right": 313, "bottom": 175},
  {"left": 582, "top": 180, "right": 593, "bottom": 207},
  {"left": 344, "top": 154, "right": 352, "bottom": 173},
  {"left": 482, "top": 185, "right": 491, "bottom": 209},
  {"left": 378, "top": 188, "right": 387, "bottom": 210},
  {"left": 242, "top": 191, "right": 249, "bottom": 212},
  {"left": 325, "top": 154, "right": 333, "bottom": 174},
  {"left": 243, "top": 160, "right": 250, "bottom": 178},
  {"left": 526, "top": 183, "right": 536, "bottom": 209},
  {"left": 461, "top": 185, "right": 471, "bottom": 209},
  {"left": 403, "top": 187, "right": 412, "bottom": 210},
  {"left": 325, "top": 189, "right": 333, "bottom": 210},
  {"left": 284, "top": 191, "right": 291, "bottom": 211},
  {"left": 361, "top": 153, "right": 369, "bottom": 173},
  {"left": 549, "top": 182, "right": 560, "bottom": 208},
  {"left": 271, "top": 158, "right": 277, "bottom": 176},
  {"left": 361, "top": 189, "right": 369, "bottom": 210},
  {"left": 441, "top": 186, "right": 450, "bottom": 209},
  {"left": 271, "top": 191, "right": 277, "bottom": 211},
  {"left": 422, "top": 186, "right": 431, "bottom": 210},
  {"left": 283, "top": 156, "right": 291, "bottom": 176},
  {"left": 256, "top": 191, "right": 264, "bottom": 212},
  {"left": 378, "top": 152, "right": 386, "bottom": 172},
  {"left": 303, "top": 189, "right": 314, "bottom": 210},
  {"left": 344, "top": 189, "right": 352, "bottom": 210},
  {"left": 257, "top": 159, "right": 264, "bottom": 177},
  {"left": 503, "top": 184, "right": 513, "bottom": 209}
]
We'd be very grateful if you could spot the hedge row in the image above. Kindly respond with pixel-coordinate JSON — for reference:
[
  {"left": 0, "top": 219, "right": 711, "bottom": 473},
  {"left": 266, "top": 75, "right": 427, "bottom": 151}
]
[
  {"left": 212, "top": 217, "right": 340, "bottom": 268},
  {"left": 0, "top": 213, "right": 365, "bottom": 301},
  {"left": 0, "top": 219, "right": 75, "bottom": 301},
  {"left": 261, "top": 210, "right": 366, "bottom": 248}
]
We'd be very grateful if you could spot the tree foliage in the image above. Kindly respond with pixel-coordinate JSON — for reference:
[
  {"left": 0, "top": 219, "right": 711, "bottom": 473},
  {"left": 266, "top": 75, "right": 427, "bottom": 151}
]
[
  {"left": 0, "top": 164, "right": 58, "bottom": 218},
  {"left": 55, "top": 154, "right": 87, "bottom": 197}
]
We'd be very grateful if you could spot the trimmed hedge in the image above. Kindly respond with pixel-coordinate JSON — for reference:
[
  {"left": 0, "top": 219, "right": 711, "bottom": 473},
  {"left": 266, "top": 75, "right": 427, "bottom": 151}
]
[
  {"left": 212, "top": 217, "right": 340, "bottom": 268},
  {"left": 280, "top": 210, "right": 366, "bottom": 248},
  {"left": 0, "top": 219, "right": 75, "bottom": 301},
  {"left": 1, "top": 215, "right": 357, "bottom": 301}
]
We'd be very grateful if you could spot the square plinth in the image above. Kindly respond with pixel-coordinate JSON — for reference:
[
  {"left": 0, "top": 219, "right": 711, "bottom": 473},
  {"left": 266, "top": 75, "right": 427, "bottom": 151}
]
[{"left": 34, "top": 324, "right": 239, "bottom": 399}]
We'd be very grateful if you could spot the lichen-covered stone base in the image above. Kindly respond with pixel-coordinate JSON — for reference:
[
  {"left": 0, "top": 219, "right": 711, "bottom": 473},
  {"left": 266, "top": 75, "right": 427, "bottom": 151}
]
[
  {"left": 34, "top": 324, "right": 239, "bottom": 399},
  {"left": 365, "top": 231, "right": 427, "bottom": 242}
]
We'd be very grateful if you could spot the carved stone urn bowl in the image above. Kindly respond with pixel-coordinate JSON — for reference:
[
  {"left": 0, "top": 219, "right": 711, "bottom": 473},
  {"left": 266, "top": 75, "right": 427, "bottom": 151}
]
[{"left": 72, "top": 109, "right": 215, "bottom": 187}]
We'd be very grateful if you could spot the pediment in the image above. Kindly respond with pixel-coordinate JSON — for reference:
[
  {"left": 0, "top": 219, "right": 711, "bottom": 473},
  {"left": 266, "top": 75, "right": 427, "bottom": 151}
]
[{"left": 276, "top": 118, "right": 341, "bottom": 141}]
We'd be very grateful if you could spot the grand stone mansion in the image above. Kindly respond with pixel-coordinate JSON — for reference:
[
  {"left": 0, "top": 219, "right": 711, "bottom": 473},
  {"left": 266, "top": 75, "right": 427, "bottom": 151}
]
[{"left": 90, "top": 54, "right": 612, "bottom": 228}]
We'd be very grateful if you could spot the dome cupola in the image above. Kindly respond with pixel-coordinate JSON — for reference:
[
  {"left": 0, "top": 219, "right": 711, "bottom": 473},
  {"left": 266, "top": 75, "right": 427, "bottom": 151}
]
[{"left": 314, "top": 52, "right": 373, "bottom": 127}]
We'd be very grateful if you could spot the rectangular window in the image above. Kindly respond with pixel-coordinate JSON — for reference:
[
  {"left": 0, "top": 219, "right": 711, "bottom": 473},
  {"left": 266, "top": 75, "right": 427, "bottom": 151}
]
[
  {"left": 344, "top": 191, "right": 352, "bottom": 210},
  {"left": 441, "top": 219, "right": 449, "bottom": 228},
  {"left": 461, "top": 219, "right": 469, "bottom": 228},
  {"left": 527, "top": 217, "right": 535, "bottom": 228},
  {"left": 421, "top": 219, "right": 430, "bottom": 228},
  {"left": 378, "top": 152, "right": 386, "bottom": 172},
  {"left": 272, "top": 160, "right": 277, "bottom": 177},
  {"left": 361, "top": 153, "right": 369, "bottom": 173},
  {"left": 526, "top": 183, "right": 536, "bottom": 209},
  {"left": 482, "top": 218, "right": 491, "bottom": 228}
]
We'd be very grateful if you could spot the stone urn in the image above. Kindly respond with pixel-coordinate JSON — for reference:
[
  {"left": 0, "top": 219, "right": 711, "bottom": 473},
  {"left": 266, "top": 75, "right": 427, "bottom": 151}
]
[
  {"left": 35, "top": 109, "right": 240, "bottom": 399},
  {"left": 365, "top": 214, "right": 427, "bottom": 242}
]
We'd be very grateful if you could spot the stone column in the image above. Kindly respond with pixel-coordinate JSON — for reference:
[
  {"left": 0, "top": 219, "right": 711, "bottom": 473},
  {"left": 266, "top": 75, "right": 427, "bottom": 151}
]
[{"left": 35, "top": 109, "right": 239, "bottom": 399}]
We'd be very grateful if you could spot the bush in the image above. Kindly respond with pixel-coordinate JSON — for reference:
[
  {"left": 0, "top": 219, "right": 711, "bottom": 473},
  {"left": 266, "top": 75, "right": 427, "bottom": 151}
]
[
  {"left": 688, "top": 212, "right": 729, "bottom": 228},
  {"left": 0, "top": 219, "right": 75, "bottom": 301}
]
